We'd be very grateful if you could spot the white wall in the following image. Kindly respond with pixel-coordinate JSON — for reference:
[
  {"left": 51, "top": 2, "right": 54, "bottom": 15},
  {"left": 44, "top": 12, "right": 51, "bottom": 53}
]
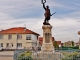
[
  {"left": 31, "top": 34, "right": 38, "bottom": 47},
  {"left": 31, "top": 34, "right": 37, "bottom": 41},
  {"left": 0, "top": 34, "right": 39, "bottom": 49}
]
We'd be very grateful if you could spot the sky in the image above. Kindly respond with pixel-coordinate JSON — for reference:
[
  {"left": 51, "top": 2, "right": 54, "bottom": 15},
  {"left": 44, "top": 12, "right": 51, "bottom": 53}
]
[{"left": 0, "top": 0, "right": 80, "bottom": 43}]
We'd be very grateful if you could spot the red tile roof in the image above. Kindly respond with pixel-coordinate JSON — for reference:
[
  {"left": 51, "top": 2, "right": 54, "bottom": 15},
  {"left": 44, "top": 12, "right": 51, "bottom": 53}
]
[
  {"left": 0, "top": 27, "right": 40, "bottom": 36},
  {"left": 56, "top": 41, "right": 61, "bottom": 45}
]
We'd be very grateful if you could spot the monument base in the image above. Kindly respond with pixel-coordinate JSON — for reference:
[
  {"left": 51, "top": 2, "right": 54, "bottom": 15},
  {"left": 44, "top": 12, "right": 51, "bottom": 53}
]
[
  {"left": 32, "top": 51, "right": 61, "bottom": 60},
  {"left": 41, "top": 44, "right": 54, "bottom": 51},
  {"left": 41, "top": 25, "right": 54, "bottom": 51}
]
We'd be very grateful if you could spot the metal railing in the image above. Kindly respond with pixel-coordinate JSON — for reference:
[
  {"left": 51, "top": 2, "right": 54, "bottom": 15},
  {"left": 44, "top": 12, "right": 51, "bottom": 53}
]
[{"left": 14, "top": 49, "right": 80, "bottom": 60}]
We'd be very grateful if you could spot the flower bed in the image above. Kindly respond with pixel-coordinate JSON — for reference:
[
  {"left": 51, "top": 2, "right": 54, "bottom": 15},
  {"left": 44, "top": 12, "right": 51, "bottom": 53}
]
[
  {"left": 62, "top": 51, "right": 80, "bottom": 60},
  {"left": 17, "top": 50, "right": 32, "bottom": 60}
]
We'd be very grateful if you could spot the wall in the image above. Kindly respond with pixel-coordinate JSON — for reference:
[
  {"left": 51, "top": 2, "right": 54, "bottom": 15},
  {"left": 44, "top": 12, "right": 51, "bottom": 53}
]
[
  {"left": 31, "top": 34, "right": 38, "bottom": 47},
  {"left": 0, "top": 34, "right": 38, "bottom": 49}
]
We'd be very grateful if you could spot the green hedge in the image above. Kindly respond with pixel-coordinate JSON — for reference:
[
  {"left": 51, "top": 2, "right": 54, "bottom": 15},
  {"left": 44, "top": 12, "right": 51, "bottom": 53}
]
[{"left": 61, "top": 46, "right": 79, "bottom": 50}]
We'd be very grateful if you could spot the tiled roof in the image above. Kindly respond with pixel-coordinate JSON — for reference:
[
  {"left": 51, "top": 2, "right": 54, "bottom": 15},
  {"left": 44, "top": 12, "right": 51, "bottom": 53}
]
[
  {"left": 56, "top": 41, "right": 61, "bottom": 45},
  {"left": 0, "top": 27, "right": 40, "bottom": 36}
]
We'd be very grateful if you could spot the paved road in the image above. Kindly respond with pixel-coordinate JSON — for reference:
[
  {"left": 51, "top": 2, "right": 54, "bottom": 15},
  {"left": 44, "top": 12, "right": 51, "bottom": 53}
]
[
  {"left": 0, "top": 51, "right": 14, "bottom": 60},
  {"left": 0, "top": 51, "right": 14, "bottom": 55}
]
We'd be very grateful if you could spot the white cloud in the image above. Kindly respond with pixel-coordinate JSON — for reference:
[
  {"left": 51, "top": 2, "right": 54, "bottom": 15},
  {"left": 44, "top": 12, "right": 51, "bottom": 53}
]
[
  {"left": 0, "top": 13, "right": 80, "bottom": 43},
  {"left": 50, "top": 18, "right": 79, "bottom": 28},
  {"left": 0, "top": 12, "right": 13, "bottom": 20},
  {"left": 0, "top": 0, "right": 80, "bottom": 43}
]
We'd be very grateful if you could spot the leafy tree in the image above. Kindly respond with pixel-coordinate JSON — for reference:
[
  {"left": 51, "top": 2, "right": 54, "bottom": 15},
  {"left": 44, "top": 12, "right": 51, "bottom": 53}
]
[
  {"left": 72, "top": 41, "right": 74, "bottom": 46},
  {"left": 53, "top": 41, "right": 59, "bottom": 49}
]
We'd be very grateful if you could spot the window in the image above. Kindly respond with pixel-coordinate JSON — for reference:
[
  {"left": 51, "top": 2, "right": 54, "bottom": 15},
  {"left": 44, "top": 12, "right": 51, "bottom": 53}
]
[
  {"left": 6, "top": 43, "right": 9, "bottom": 47},
  {"left": 8, "top": 35, "right": 12, "bottom": 40},
  {"left": 0, "top": 35, "right": 3, "bottom": 39},
  {"left": 17, "top": 43, "right": 22, "bottom": 48},
  {"left": 11, "top": 43, "right": 13, "bottom": 47},
  {"left": 0, "top": 43, "right": 3, "bottom": 47},
  {"left": 26, "top": 34, "right": 31, "bottom": 40},
  {"left": 17, "top": 34, "right": 22, "bottom": 40}
]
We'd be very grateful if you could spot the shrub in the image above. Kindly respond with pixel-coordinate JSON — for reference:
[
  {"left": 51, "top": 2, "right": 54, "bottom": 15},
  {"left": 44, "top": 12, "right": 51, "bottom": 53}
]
[
  {"left": 17, "top": 50, "right": 32, "bottom": 60},
  {"left": 62, "top": 52, "right": 80, "bottom": 60}
]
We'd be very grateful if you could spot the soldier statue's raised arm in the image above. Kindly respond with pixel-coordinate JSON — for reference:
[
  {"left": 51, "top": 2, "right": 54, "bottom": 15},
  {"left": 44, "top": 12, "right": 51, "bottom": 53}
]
[{"left": 41, "top": 0, "right": 56, "bottom": 25}]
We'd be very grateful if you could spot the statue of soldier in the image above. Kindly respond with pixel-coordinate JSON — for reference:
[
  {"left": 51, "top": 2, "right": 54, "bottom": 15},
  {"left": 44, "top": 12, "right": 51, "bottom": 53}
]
[{"left": 41, "top": 0, "right": 56, "bottom": 25}]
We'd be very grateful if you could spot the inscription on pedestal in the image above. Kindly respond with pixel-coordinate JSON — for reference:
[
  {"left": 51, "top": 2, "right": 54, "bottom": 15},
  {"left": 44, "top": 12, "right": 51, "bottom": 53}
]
[
  {"left": 41, "top": 25, "right": 54, "bottom": 51},
  {"left": 45, "top": 33, "right": 50, "bottom": 43}
]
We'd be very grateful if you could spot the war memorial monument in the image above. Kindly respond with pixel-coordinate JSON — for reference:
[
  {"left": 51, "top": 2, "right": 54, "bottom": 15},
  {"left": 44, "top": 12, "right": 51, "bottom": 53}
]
[
  {"left": 14, "top": 0, "right": 61, "bottom": 60},
  {"left": 30, "top": 0, "right": 61, "bottom": 60},
  {"left": 41, "top": 0, "right": 56, "bottom": 51},
  {"left": 31, "top": 0, "right": 61, "bottom": 60}
]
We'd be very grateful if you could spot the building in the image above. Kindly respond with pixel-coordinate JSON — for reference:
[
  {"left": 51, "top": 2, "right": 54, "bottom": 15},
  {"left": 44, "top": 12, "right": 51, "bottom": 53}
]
[
  {"left": 38, "top": 37, "right": 61, "bottom": 47},
  {"left": 56, "top": 41, "right": 61, "bottom": 47},
  {"left": 39, "top": 37, "right": 55, "bottom": 46},
  {"left": 63, "top": 41, "right": 76, "bottom": 47},
  {"left": 63, "top": 41, "right": 72, "bottom": 47},
  {"left": 0, "top": 27, "right": 39, "bottom": 50}
]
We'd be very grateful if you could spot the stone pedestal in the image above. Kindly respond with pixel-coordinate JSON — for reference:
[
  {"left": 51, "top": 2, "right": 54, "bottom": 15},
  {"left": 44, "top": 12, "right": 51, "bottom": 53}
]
[{"left": 41, "top": 25, "right": 54, "bottom": 51}]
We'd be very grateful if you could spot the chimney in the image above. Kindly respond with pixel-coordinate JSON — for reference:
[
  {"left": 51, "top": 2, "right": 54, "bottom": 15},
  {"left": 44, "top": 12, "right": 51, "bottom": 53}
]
[{"left": 24, "top": 24, "right": 26, "bottom": 32}]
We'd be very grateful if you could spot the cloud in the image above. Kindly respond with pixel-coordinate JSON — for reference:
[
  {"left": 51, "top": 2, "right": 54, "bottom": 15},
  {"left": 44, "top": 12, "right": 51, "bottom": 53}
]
[
  {"left": 0, "top": 0, "right": 63, "bottom": 19},
  {"left": 0, "top": 12, "right": 13, "bottom": 19},
  {"left": 50, "top": 17, "right": 80, "bottom": 42},
  {"left": 0, "top": 13, "right": 80, "bottom": 43},
  {"left": 50, "top": 17, "right": 80, "bottom": 27},
  {"left": 0, "top": 0, "right": 41, "bottom": 18},
  {"left": 0, "top": 0, "right": 80, "bottom": 43}
]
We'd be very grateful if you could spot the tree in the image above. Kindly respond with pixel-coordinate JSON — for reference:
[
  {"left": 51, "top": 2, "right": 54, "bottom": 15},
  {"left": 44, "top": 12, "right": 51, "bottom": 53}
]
[
  {"left": 53, "top": 41, "right": 59, "bottom": 49},
  {"left": 72, "top": 41, "right": 74, "bottom": 46}
]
